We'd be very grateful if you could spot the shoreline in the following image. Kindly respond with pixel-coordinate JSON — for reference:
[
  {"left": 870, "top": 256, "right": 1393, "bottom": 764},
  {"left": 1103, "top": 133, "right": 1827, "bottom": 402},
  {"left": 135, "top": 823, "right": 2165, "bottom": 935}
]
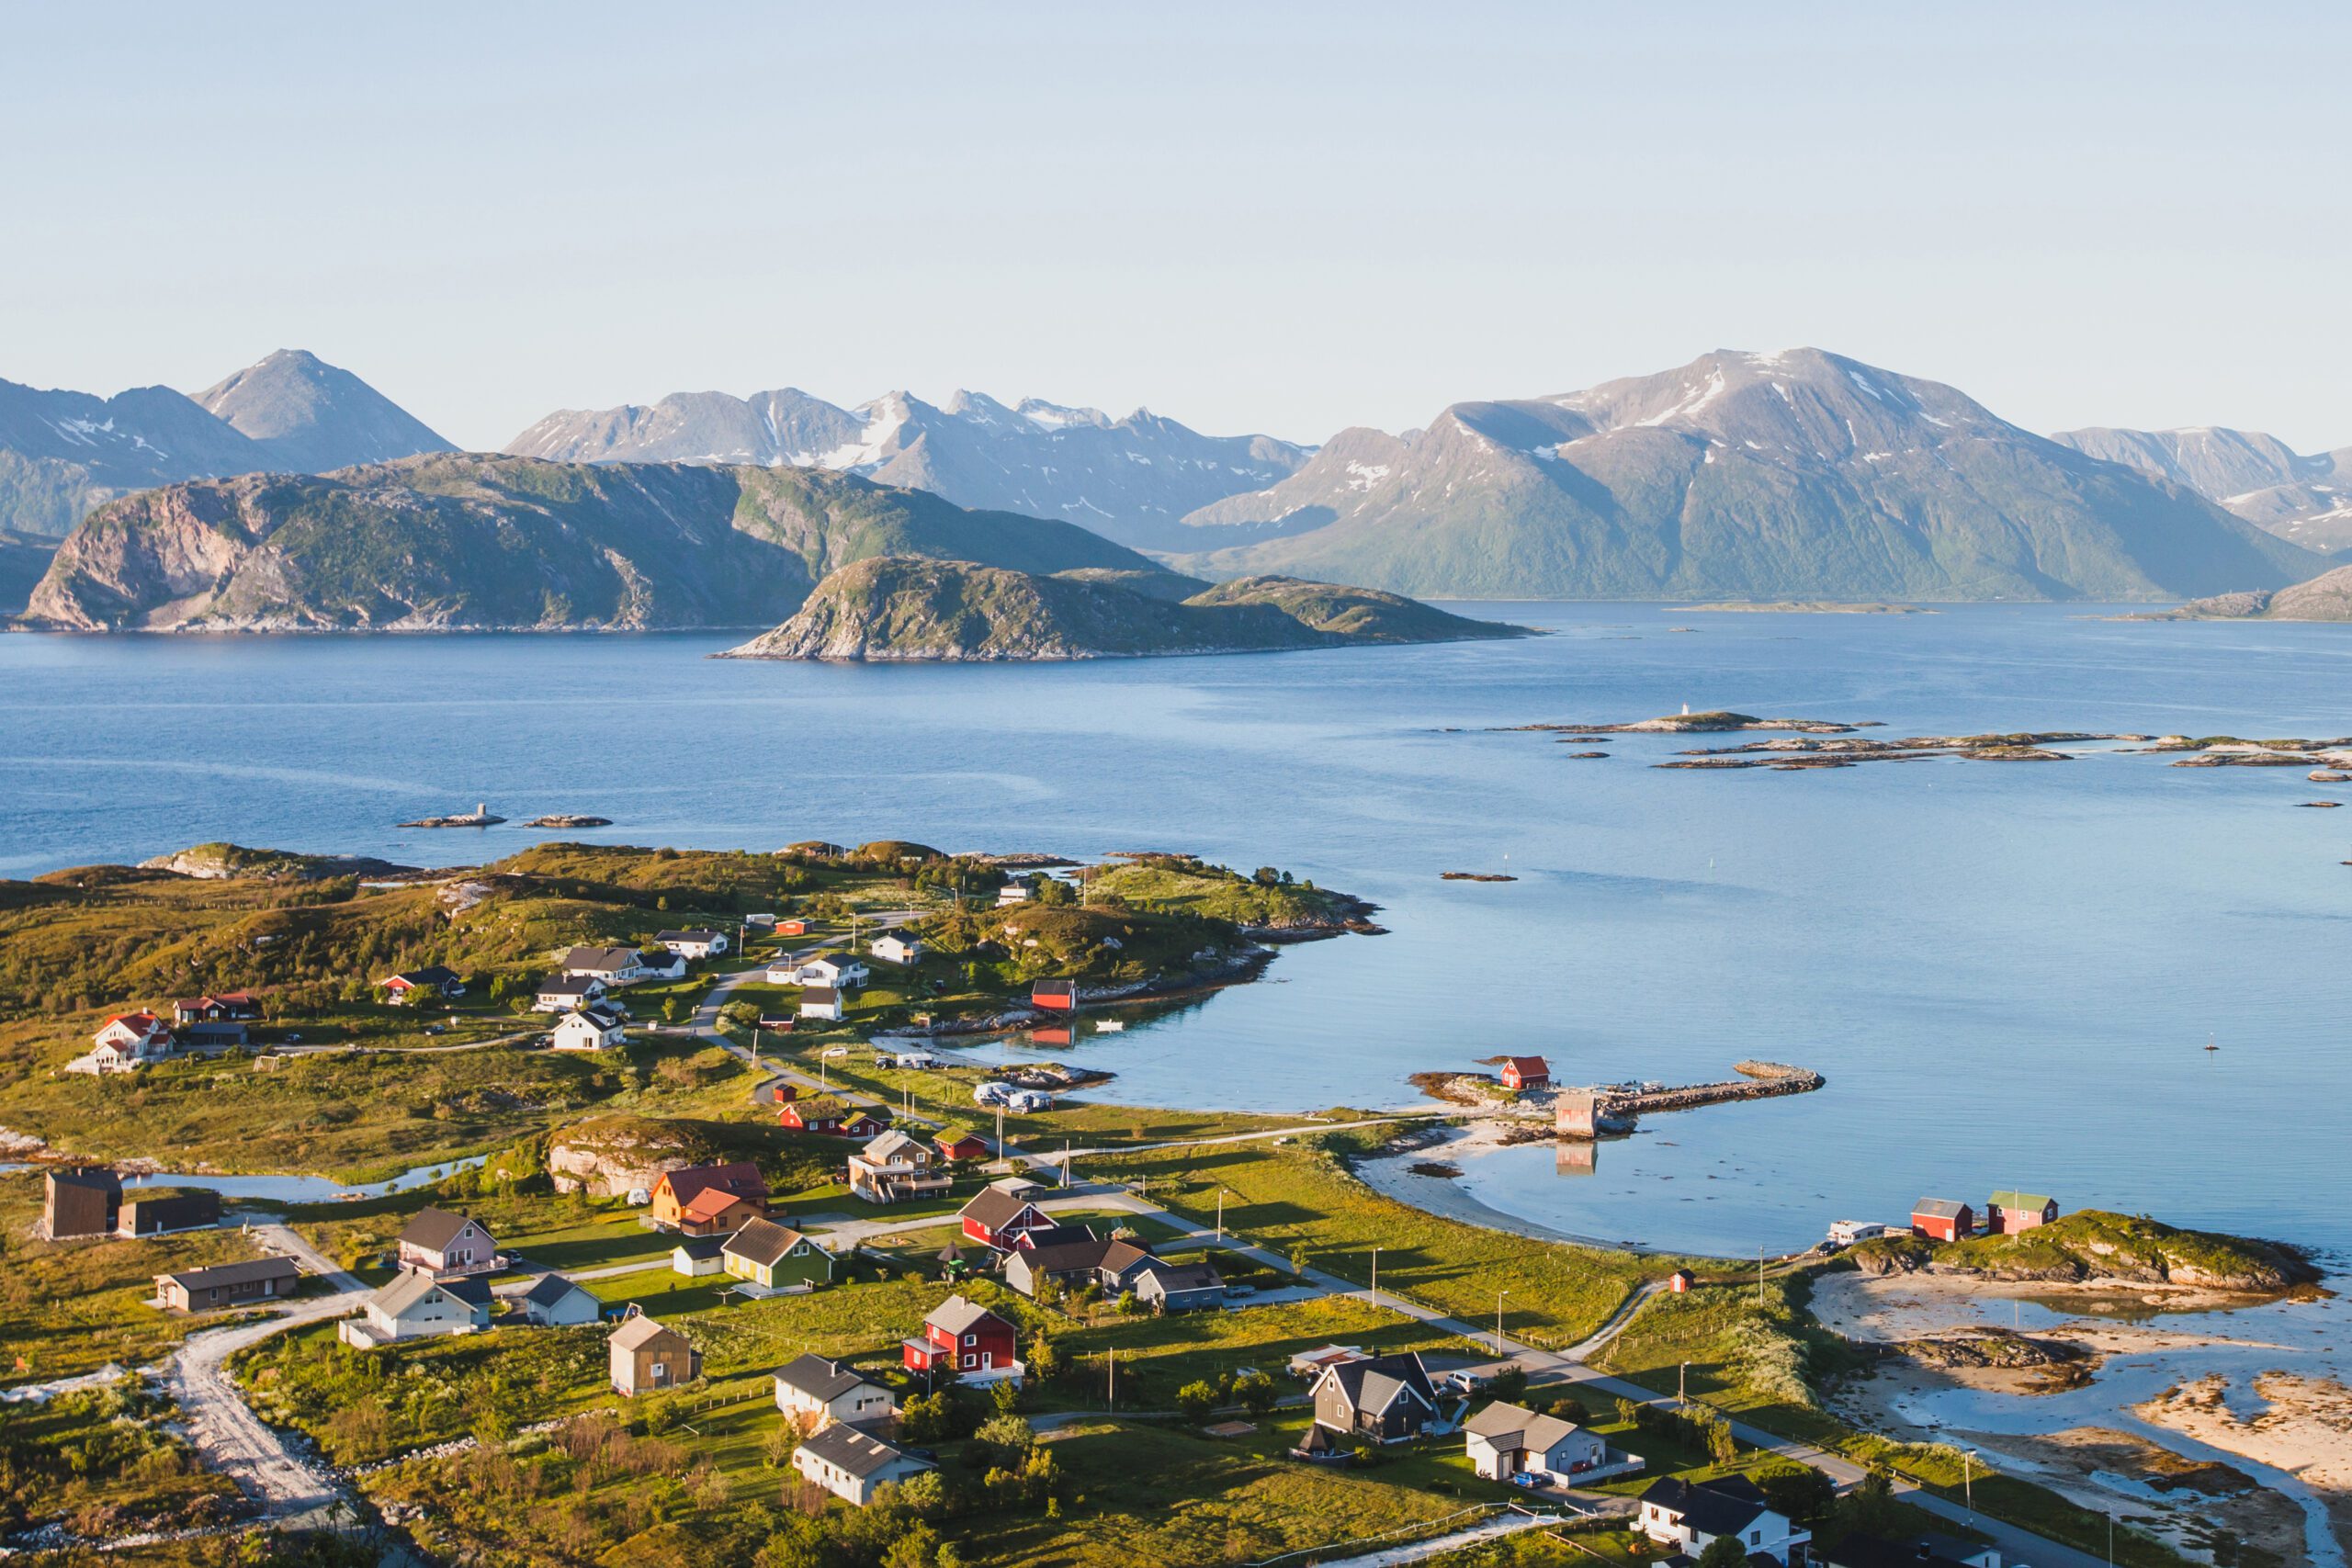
[{"left": 1351, "top": 1121, "right": 1690, "bottom": 1256}]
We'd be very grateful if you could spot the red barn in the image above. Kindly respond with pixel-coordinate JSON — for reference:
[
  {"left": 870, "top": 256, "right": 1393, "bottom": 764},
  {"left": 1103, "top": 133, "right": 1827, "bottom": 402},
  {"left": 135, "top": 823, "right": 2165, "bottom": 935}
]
[
  {"left": 936, "top": 1128, "right": 990, "bottom": 1162},
  {"left": 1911, "top": 1198, "right": 1973, "bottom": 1243},
  {"left": 776, "top": 919, "right": 808, "bottom": 937},
  {"left": 1032, "top": 979, "right": 1077, "bottom": 1012},
  {"left": 1667, "top": 1269, "right": 1695, "bottom": 1293},
  {"left": 1499, "top": 1056, "right": 1551, "bottom": 1092},
  {"left": 902, "top": 1294, "right": 1020, "bottom": 1382},
  {"left": 958, "top": 1184, "right": 1054, "bottom": 1248}
]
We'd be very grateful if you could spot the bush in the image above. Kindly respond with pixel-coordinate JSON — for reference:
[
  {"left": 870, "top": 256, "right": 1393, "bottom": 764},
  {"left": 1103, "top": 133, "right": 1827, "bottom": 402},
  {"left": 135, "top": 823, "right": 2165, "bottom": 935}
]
[
  {"left": 1175, "top": 1381, "right": 1219, "bottom": 1423},
  {"left": 1234, "top": 1370, "right": 1278, "bottom": 1417}
]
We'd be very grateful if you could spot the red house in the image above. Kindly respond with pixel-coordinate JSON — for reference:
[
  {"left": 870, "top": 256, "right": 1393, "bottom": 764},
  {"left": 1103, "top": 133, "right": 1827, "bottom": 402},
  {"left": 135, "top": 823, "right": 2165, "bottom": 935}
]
[
  {"left": 1911, "top": 1198, "right": 1973, "bottom": 1243},
  {"left": 1499, "top": 1055, "right": 1551, "bottom": 1092},
  {"left": 935, "top": 1128, "right": 990, "bottom": 1162},
  {"left": 1032, "top": 979, "right": 1077, "bottom": 1012},
  {"left": 902, "top": 1293, "right": 1021, "bottom": 1383},
  {"left": 174, "top": 991, "right": 262, "bottom": 1024},
  {"left": 1667, "top": 1269, "right": 1695, "bottom": 1293},
  {"left": 777, "top": 919, "right": 808, "bottom": 937},
  {"left": 958, "top": 1183, "right": 1054, "bottom": 1248}
]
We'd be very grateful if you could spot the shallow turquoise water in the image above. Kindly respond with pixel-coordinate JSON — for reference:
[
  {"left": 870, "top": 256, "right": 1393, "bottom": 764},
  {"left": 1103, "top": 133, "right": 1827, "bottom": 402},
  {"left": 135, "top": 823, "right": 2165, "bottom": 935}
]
[{"left": 3, "top": 605, "right": 2346, "bottom": 1257}]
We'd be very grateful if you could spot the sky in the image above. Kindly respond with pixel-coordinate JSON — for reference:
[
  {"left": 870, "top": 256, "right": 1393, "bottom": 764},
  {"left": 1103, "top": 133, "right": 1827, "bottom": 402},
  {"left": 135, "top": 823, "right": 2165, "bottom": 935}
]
[{"left": 4, "top": 3, "right": 2347, "bottom": 452}]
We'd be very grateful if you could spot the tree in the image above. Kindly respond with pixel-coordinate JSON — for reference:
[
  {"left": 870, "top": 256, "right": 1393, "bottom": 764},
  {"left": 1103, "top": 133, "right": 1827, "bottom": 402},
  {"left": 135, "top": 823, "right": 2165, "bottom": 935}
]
[
  {"left": 1705, "top": 1415, "right": 1737, "bottom": 1466},
  {"left": 1027, "top": 1336, "right": 1061, "bottom": 1381},
  {"left": 1175, "top": 1381, "right": 1219, "bottom": 1424},
  {"left": 1113, "top": 1290, "right": 1141, "bottom": 1317},
  {"left": 972, "top": 1413, "right": 1033, "bottom": 1468},
  {"left": 662, "top": 996, "right": 684, "bottom": 1023},
  {"left": 989, "top": 1375, "right": 1025, "bottom": 1414},
  {"left": 1234, "top": 1371, "right": 1278, "bottom": 1417},
  {"left": 1758, "top": 1463, "right": 1837, "bottom": 1525},
  {"left": 899, "top": 1393, "right": 952, "bottom": 1445},
  {"left": 1488, "top": 1367, "right": 1529, "bottom": 1404},
  {"left": 1614, "top": 1396, "right": 1641, "bottom": 1429},
  {"left": 1695, "top": 1535, "right": 1749, "bottom": 1568},
  {"left": 1549, "top": 1394, "right": 1591, "bottom": 1425}
]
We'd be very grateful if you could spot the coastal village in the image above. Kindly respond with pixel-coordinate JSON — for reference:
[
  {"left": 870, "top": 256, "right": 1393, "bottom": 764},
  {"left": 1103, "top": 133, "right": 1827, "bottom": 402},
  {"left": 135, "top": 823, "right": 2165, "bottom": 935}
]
[{"left": 0, "top": 840, "right": 2325, "bottom": 1568}]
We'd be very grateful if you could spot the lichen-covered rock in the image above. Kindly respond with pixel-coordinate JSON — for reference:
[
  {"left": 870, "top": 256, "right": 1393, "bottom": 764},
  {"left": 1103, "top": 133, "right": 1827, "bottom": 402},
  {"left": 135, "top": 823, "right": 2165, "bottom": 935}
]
[{"left": 545, "top": 1115, "right": 725, "bottom": 1197}]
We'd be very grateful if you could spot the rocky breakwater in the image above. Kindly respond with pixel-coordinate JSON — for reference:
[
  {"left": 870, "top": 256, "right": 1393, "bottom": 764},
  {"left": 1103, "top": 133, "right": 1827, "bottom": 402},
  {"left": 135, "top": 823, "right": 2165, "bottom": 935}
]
[{"left": 1555, "top": 1060, "right": 1824, "bottom": 1137}]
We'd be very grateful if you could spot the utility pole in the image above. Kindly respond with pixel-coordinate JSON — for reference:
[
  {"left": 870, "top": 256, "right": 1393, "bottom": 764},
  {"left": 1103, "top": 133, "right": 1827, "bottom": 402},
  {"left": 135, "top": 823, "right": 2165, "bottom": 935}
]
[
  {"left": 1678, "top": 1361, "right": 1687, "bottom": 1405},
  {"left": 1370, "top": 1246, "right": 1380, "bottom": 1308},
  {"left": 1216, "top": 1190, "right": 1226, "bottom": 1244},
  {"left": 1107, "top": 1348, "right": 1115, "bottom": 1410},
  {"left": 1962, "top": 1449, "right": 1975, "bottom": 1522},
  {"left": 1496, "top": 1289, "right": 1510, "bottom": 1357}
]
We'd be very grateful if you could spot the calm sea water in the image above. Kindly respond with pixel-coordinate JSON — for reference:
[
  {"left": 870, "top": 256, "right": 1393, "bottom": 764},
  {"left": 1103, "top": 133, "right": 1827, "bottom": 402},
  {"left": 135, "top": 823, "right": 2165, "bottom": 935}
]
[{"left": 3, "top": 607, "right": 2348, "bottom": 1258}]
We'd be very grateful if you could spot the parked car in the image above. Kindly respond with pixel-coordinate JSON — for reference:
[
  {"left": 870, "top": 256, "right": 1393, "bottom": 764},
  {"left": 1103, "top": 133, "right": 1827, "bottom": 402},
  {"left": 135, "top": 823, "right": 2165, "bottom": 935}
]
[
  {"left": 1444, "top": 1370, "right": 1487, "bottom": 1395},
  {"left": 1510, "top": 1471, "right": 1548, "bottom": 1490}
]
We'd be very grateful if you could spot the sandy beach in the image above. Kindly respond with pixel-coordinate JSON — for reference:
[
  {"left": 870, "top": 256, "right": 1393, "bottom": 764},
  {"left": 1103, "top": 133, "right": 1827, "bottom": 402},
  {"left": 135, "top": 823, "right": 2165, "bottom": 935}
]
[{"left": 1814, "top": 1270, "right": 2352, "bottom": 1564}]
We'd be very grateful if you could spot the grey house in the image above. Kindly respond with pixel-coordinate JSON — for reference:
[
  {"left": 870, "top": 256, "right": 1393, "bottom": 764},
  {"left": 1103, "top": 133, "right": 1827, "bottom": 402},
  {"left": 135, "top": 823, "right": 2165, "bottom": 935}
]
[{"left": 1310, "top": 1351, "right": 1442, "bottom": 1443}]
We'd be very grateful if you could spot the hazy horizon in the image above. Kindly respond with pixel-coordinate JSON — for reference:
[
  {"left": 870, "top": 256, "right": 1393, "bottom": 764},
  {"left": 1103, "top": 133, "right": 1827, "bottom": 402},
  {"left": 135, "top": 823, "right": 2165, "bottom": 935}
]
[{"left": 6, "top": 3, "right": 2347, "bottom": 453}]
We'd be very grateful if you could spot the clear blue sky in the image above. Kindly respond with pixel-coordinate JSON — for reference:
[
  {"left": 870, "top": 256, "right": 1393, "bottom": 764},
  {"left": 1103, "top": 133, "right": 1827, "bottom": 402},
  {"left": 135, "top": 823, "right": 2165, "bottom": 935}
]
[{"left": 5, "top": 2, "right": 2346, "bottom": 451}]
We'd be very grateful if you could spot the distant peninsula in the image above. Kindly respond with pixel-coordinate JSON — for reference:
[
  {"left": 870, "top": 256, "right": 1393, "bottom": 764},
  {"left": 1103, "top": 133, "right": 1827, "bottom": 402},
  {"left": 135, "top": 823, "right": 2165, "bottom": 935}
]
[
  {"left": 718, "top": 557, "right": 1530, "bottom": 662},
  {"left": 2135, "top": 563, "right": 2352, "bottom": 623}
]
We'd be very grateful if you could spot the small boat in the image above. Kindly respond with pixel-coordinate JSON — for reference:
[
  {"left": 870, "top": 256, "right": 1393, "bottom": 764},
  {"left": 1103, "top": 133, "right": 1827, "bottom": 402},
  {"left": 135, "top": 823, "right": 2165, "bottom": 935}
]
[
  {"left": 1094, "top": 1020, "right": 1125, "bottom": 1033},
  {"left": 2205, "top": 1035, "right": 2220, "bottom": 1052}
]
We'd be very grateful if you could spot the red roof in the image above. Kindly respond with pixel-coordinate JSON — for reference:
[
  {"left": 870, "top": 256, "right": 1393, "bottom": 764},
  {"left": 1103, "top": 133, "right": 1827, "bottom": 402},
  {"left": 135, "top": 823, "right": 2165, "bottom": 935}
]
[
  {"left": 1501, "top": 1055, "right": 1548, "bottom": 1077},
  {"left": 106, "top": 1012, "right": 163, "bottom": 1032},
  {"left": 656, "top": 1162, "right": 769, "bottom": 1207},
  {"left": 682, "top": 1187, "right": 756, "bottom": 1223}
]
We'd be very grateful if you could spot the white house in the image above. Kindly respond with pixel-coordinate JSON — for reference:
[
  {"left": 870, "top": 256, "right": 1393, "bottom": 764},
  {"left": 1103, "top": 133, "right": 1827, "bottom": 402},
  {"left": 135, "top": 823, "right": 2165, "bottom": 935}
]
[
  {"left": 561, "top": 946, "right": 649, "bottom": 987},
  {"left": 551, "top": 1006, "right": 628, "bottom": 1052},
  {"left": 672, "top": 1235, "right": 726, "bottom": 1276},
  {"left": 1464, "top": 1401, "right": 1607, "bottom": 1482},
  {"left": 636, "top": 949, "right": 687, "bottom": 981},
  {"left": 69, "top": 1012, "right": 176, "bottom": 1074},
  {"left": 870, "top": 932, "right": 923, "bottom": 966},
  {"left": 792, "top": 1423, "right": 933, "bottom": 1507},
  {"left": 534, "top": 976, "right": 606, "bottom": 1013},
  {"left": 995, "top": 883, "right": 1031, "bottom": 907},
  {"left": 517, "top": 1271, "right": 603, "bottom": 1326},
  {"left": 794, "top": 953, "right": 870, "bottom": 989},
  {"left": 1638, "top": 1476, "right": 1810, "bottom": 1564},
  {"left": 339, "top": 1269, "right": 491, "bottom": 1348},
  {"left": 773, "top": 1352, "right": 897, "bottom": 1429},
  {"left": 656, "top": 929, "right": 730, "bottom": 959},
  {"left": 799, "top": 987, "right": 844, "bottom": 1022}
]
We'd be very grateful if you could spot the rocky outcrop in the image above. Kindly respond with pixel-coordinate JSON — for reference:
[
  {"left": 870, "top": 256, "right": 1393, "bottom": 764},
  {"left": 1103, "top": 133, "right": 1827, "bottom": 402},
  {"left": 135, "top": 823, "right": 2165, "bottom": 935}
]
[
  {"left": 139, "top": 842, "right": 414, "bottom": 881},
  {"left": 545, "top": 1115, "right": 729, "bottom": 1197},
  {"left": 1848, "top": 1211, "right": 2318, "bottom": 1293}
]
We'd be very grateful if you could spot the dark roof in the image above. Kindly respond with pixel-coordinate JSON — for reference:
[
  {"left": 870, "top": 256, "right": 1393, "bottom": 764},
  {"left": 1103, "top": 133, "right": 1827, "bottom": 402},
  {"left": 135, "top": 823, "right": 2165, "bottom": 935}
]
[
  {"left": 723, "top": 1217, "right": 811, "bottom": 1268},
  {"left": 389, "top": 965, "right": 460, "bottom": 987},
  {"left": 673, "top": 1235, "right": 726, "bottom": 1259},
  {"left": 1321, "top": 1352, "right": 1440, "bottom": 1417},
  {"left": 164, "top": 1256, "right": 301, "bottom": 1292},
  {"left": 773, "top": 1352, "right": 873, "bottom": 1403},
  {"left": 397, "top": 1207, "right": 481, "bottom": 1252},
  {"left": 1638, "top": 1475, "right": 1771, "bottom": 1538},
  {"left": 1817, "top": 1533, "right": 1993, "bottom": 1568},
  {"left": 959, "top": 1187, "right": 1046, "bottom": 1233},
  {"left": 1011, "top": 1238, "right": 1120, "bottom": 1278},
  {"left": 572, "top": 1005, "right": 625, "bottom": 1028},
  {"left": 1033, "top": 979, "right": 1076, "bottom": 996},
  {"left": 440, "top": 1273, "right": 495, "bottom": 1307},
  {"left": 537, "top": 975, "right": 601, "bottom": 995},
  {"left": 1137, "top": 1258, "right": 1225, "bottom": 1294},
  {"left": 801, "top": 986, "right": 841, "bottom": 1004},
  {"left": 1913, "top": 1198, "right": 1972, "bottom": 1219},
  {"left": 522, "top": 1272, "right": 588, "bottom": 1308},
  {"left": 50, "top": 1166, "right": 122, "bottom": 1195},
  {"left": 797, "top": 1421, "right": 924, "bottom": 1479}
]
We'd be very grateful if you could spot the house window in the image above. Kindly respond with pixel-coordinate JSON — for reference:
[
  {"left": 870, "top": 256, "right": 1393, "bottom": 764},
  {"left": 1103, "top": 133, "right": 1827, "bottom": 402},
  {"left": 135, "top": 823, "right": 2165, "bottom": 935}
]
[
  {"left": 1750, "top": 1532, "right": 1762, "bottom": 1545},
  {"left": 964, "top": 1333, "right": 976, "bottom": 1345},
  {"left": 962, "top": 1354, "right": 976, "bottom": 1369}
]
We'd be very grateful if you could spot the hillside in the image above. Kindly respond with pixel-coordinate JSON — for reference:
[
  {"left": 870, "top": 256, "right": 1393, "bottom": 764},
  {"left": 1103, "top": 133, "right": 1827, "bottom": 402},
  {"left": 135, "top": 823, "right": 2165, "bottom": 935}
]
[
  {"left": 718, "top": 557, "right": 1525, "bottom": 660},
  {"left": 0, "top": 530, "right": 54, "bottom": 615},
  {"left": 21, "top": 456, "right": 1156, "bottom": 632},
  {"left": 2159, "top": 562, "right": 2352, "bottom": 622},
  {"left": 508, "top": 386, "right": 1310, "bottom": 550},
  {"left": 196, "top": 348, "right": 454, "bottom": 472},
  {"left": 1173, "top": 348, "right": 2324, "bottom": 602},
  {"left": 1848, "top": 1210, "right": 2317, "bottom": 1292},
  {"left": 2052, "top": 425, "right": 2352, "bottom": 554},
  {"left": 0, "top": 352, "right": 450, "bottom": 536}
]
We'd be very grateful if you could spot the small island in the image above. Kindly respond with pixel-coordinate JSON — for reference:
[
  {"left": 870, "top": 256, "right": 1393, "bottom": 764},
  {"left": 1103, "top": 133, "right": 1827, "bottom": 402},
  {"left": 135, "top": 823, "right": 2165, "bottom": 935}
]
[
  {"left": 526, "top": 814, "right": 612, "bottom": 829},
  {"left": 399, "top": 803, "right": 506, "bottom": 828},
  {"left": 718, "top": 556, "right": 1530, "bottom": 662},
  {"left": 2132, "top": 562, "right": 2352, "bottom": 622}
]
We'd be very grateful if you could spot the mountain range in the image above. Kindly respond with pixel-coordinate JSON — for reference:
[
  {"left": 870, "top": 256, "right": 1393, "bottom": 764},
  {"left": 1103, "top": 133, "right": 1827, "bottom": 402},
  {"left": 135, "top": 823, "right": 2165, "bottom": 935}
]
[
  {"left": 2049, "top": 425, "right": 2352, "bottom": 554},
  {"left": 23, "top": 455, "right": 1166, "bottom": 632},
  {"left": 6, "top": 345, "right": 2349, "bottom": 615},
  {"left": 0, "top": 349, "right": 452, "bottom": 539},
  {"left": 506, "top": 388, "right": 1309, "bottom": 552},
  {"left": 1165, "top": 348, "right": 2327, "bottom": 602}
]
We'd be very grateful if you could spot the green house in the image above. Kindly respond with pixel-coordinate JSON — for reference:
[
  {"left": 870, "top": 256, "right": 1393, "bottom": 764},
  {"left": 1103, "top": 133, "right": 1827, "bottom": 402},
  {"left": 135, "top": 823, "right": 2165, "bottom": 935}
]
[{"left": 722, "top": 1217, "right": 833, "bottom": 1290}]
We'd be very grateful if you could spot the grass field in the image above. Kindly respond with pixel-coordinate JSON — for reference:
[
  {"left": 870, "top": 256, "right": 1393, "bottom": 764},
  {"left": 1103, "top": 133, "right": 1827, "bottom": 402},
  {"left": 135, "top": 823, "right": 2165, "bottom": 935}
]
[{"left": 1084, "top": 1138, "right": 1668, "bottom": 1346}]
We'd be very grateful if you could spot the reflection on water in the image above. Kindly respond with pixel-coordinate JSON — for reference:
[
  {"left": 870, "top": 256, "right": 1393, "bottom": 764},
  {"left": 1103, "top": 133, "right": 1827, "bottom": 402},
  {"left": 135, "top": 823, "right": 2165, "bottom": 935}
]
[{"left": 1555, "top": 1141, "right": 1598, "bottom": 1178}]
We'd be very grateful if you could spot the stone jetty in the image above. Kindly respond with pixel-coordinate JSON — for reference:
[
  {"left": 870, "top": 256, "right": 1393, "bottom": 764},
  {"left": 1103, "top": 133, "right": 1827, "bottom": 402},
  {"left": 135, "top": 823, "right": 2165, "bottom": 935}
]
[{"left": 1556, "top": 1060, "right": 1823, "bottom": 1139}]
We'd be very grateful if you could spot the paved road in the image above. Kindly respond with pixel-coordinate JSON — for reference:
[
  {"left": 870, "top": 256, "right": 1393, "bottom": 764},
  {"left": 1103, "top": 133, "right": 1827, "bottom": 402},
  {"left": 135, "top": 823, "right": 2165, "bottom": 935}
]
[{"left": 1305, "top": 1509, "right": 1571, "bottom": 1568}]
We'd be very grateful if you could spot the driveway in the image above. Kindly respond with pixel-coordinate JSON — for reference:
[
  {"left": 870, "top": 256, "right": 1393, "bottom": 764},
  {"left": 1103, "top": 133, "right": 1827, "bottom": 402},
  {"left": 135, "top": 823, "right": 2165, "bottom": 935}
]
[{"left": 164, "top": 1221, "right": 368, "bottom": 1518}]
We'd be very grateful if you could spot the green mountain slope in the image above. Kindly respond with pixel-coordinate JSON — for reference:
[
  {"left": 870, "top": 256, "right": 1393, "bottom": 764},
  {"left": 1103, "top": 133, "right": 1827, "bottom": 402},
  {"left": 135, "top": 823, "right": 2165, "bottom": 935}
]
[
  {"left": 22, "top": 454, "right": 1156, "bottom": 631},
  {"left": 1174, "top": 349, "right": 2325, "bottom": 601},
  {"left": 719, "top": 557, "right": 1526, "bottom": 660}
]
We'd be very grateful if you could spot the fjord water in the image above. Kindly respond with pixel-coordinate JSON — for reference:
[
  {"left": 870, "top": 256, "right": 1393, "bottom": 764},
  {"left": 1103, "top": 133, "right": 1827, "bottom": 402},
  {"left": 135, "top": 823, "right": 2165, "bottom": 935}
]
[{"left": 3, "top": 606, "right": 2347, "bottom": 1258}]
